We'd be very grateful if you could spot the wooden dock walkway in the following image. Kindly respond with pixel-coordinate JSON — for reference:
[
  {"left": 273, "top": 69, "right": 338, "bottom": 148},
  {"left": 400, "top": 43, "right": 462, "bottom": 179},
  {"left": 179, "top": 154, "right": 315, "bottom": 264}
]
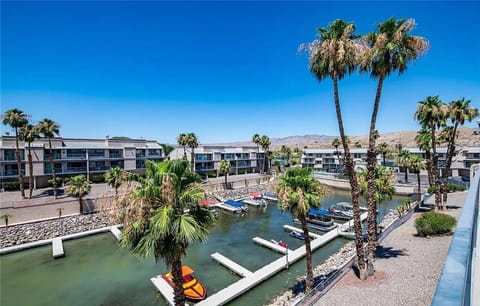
[
  {"left": 52, "top": 237, "right": 64, "bottom": 259},
  {"left": 252, "top": 237, "right": 289, "bottom": 254},
  {"left": 211, "top": 252, "right": 253, "bottom": 277}
]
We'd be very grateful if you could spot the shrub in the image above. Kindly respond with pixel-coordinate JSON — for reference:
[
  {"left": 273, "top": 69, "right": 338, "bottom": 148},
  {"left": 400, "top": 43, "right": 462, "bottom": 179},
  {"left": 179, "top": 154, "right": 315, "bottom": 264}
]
[
  {"left": 48, "top": 177, "right": 63, "bottom": 187},
  {"left": 415, "top": 212, "right": 457, "bottom": 237},
  {"left": 428, "top": 184, "right": 466, "bottom": 194},
  {"left": 3, "top": 181, "right": 20, "bottom": 191},
  {"left": 90, "top": 174, "right": 105, "bottom": 183}
]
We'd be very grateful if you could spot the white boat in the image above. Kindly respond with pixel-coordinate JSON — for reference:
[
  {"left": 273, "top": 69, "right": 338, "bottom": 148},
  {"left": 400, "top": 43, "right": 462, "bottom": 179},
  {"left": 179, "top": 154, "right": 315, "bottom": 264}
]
[{"left": 241, "top": 195, "right": 267, "bottom": 207}]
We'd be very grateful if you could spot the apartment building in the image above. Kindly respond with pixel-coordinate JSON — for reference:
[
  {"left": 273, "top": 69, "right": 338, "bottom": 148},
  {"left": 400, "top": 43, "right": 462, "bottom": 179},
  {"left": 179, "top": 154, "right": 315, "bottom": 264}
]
[
  {"left": 170, "top": 145, "right": 265, "bottom": 177},
  {"left": 301, "top": 148, "right": 379, "bottom": 172},
  {"left": 0, "top": 136, "right": 163, "bottom": 188}
]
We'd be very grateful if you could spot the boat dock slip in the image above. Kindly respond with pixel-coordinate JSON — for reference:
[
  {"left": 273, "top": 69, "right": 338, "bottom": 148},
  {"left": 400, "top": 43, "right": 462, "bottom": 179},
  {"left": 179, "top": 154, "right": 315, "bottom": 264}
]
[
  {"left": 283, "top": 225, "right": 321, "bottom": 239},
  {"left": 338, "top": 211, "right": 368, "bottom": 232},
  {"left": 52, "top": 238, "right": 64, "bottom": 259},
  {"left": 252, "top": 237, "right": 289, "bottom": 254},
  {"left": 214, "top": 202, "right": 243, "bottom": 213},
  {"left": 110, "top": 226, "right": 122, "bottom": 241},
  {"left": 150, "top": 275, "right": 175, "bottom": 306},
  {"left": 211, "top": 252, "right": 253, "bottom": 278}
]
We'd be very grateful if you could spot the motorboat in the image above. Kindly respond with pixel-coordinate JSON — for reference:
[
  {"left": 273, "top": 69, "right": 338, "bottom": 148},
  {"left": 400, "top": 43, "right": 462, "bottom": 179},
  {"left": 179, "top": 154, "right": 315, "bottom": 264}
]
[
  {"left": 270, "top": 239, "right": 288, "bottom": 248},
  {"left": 161, "top": 265, "right": 207, "bottom": 301},
  {"left": 262, "top": 191, "right": 278, "bottom": 201},
  {"left": 241, "top": 194, "right": 267, "bottom": 207},
  {"left": 224, "top": 199, "right": 248, "bottom": 212},
  {"left": 327, "top": 202, "right": 368, "bottom": 220},
  {"left": 293, "top": 208, "right": 337, "bottom": 232},
  {"left": 289, "top": 231, "right": 305, "bottom": 240}
]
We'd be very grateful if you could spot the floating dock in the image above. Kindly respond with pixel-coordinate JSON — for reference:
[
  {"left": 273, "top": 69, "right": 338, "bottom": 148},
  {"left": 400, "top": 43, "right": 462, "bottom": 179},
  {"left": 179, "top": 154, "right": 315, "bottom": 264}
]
[
  {"left": 150, "top": 275, "right": 175, "bottom": 306},
  {"left": 283, "top": 224, "right": 321, "bottom": 239},
  {"left": 211, "top": 252, "right": 253, "bottom": 277},
  {"left": 110, "top": 226, "right": 122, "bottom": 241},
  {"left": 52, "top": 237, "right": 64, "bottom": 259},
  {"left": 214, "top": 202, "right": 243, "bottom": 213},
  {"left": 252, "top": 237, "right": 289, "bottom": 254},
  {"left": 240, "top": 198, "right": 267, "bottom": 207}
]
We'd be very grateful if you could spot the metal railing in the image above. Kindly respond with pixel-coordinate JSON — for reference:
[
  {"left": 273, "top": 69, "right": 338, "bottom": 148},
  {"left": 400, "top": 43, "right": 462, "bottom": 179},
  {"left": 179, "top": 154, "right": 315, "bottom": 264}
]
[{"left": 432, "top": 169, "right": 480, "bottom": 306}]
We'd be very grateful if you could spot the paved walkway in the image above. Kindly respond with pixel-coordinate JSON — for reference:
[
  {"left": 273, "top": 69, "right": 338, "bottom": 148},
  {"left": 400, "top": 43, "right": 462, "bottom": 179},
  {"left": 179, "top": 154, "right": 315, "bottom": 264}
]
[{"left": 317, "top": 191, "right": 467, "bottom": 306}]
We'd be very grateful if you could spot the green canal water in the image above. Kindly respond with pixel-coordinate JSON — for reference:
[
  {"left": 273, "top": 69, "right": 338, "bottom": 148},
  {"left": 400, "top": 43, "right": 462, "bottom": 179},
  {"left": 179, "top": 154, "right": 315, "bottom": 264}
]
[{"left": 0, "top": 190, "right": 404, "bottom": 306}]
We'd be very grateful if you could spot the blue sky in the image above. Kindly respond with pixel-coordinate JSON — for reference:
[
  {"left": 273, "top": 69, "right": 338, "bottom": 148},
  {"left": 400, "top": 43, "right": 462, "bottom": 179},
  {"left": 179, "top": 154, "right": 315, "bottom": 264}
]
[{"left": 2, "top": 1, "right": 479, "bottom": 144}]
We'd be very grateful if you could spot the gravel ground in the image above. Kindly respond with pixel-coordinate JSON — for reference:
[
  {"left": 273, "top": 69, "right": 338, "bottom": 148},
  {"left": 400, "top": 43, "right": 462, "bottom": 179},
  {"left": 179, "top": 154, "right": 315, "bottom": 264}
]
[{"left": 317, "top": 191, "right": 467, "bottom": 306}]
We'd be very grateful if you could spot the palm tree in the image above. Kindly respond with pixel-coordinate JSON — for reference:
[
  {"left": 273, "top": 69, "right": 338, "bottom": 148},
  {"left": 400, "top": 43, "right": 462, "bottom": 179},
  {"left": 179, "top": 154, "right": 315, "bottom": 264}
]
[
  {"left": 186, "top": 133, "right": 199, "bottom": 172},
  {"left": 259, "top": 135, "right": 271, "bottom": 174},
  {"left": 160, "top": 144, "right": 175, "bottom": 160},
  {"left": 2, "top": 108, "right": 29, "bottom": 199},
  {"left": 19, "top": 124, "right": 40, "bottom": 198},
  {"left": 357, "top": 166, "right": 395, "bottom": 203},
  {"left": 113, "top": 159, "right": 213, "bottom": 305},
  {"left": 65, "top": 175, "right": 91, "bottom": 214},
  {"left": 354, "top": 141, "right": 362, "bottom": 148},
  {"left": 441, "top": 98, "right": 478, "bottom": 203},
  {"left": 360, "top": 18, "right": 428, "bottom": 275},
  {"left": 280, "top": 145, "right": 292, "bottom": 165},
  {"left": 252, "top": 134, "right": 261, "bottom": 173},
  {"left": 37, "top": 118, "right": 61, "bottom": 199},
  {"left": 219, "top": 160, "right": 231, "bottom": 189},
  {"left": 177, "top": 133, "right": 188, "bottom": 160},
  {"left": 277, "top": 167, "right": 328, "bottom": 293},
  {"left": 415, "top": 96, "right": 448, "bottom": 209},
  {"left": 415, "top": 127, "right": 433, "bottom": 187},
  {"left": 105, "top": 166, "right": 125, "bottom": 196},
  {"left": 302, "top": 19, "right": 368, "bottom": 279},
  {"left": 377, "top": 142, "right": 389, "bottom": 166},
  {"left": 396, "top": 149, "right": 412, "bottom": 183},
  {"left": 331, "top": 138, "right": 342, "bottom": 170},
  {"left": 408, "top": 154, "right": 426, "bottom": 201}
]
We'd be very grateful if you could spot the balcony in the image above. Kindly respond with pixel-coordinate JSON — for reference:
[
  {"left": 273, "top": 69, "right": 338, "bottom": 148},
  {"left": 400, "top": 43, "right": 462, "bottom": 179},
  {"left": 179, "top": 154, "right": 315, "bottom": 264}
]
[
  {"left": 1, "top": 169, "right": 26, "bottom": 176},
  {"left": 109, "top": 154, "right": 123, "bottom": 159},
  {"left": 89, "top": 166, "right": 109, "bottom": 172},
  {"left": 88, "top": 154, "right": 106, "bottom": 160},
  {"left": 65, "top": 154, "right": 86, "bottom": 160},
  {"left": 44, "top": 168, "right": 63, "bottom": 175},
  {"left": 64, "top": 167, "right": 87, "bottom": 173}
]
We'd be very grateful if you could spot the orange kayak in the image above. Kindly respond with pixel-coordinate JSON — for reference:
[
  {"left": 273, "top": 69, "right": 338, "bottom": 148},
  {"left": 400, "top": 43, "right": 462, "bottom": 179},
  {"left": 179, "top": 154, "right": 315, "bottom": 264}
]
[{"left": 162, "top": 265, "right": 207, "bottom": 301}]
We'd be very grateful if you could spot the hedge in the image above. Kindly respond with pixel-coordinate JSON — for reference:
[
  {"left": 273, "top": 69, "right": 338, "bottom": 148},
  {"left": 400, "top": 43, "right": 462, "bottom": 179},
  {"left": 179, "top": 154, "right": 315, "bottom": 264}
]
[{"left": 415, "top": 211, "right": 457, "bottom": 237}]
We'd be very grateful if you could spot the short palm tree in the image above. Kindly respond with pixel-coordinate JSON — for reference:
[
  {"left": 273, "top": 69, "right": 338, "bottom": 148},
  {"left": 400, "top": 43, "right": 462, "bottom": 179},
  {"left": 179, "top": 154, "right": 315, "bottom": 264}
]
[
  {"left": 259, "top": 135, "right": 271, "bottom": 174},
  {"left": 252, "top": 134, "right": 261, "bottom": 172},
  {"left": 186, "top": 133, "right": 199, "bottom": 172},
  {"left": 377, "top": 142, "right": 389, "bottom": 166},
  {"left": 396, "top": 149, "right": 412, "bottom": 183},
  {"left": 105, "top": 166, "right": 125, "bottom": 196},
  {"left": 415, "top": 96, "right": 448, "bottom": 209},
  {"left": 177, "top": 133, "right": 189, "bottom": 160},
  {"left": 2, "top": 108, "right": 29, "bottom": 199},
  {"left": 441, "top": 98, "right": 478, "bottom": 202},
  {"left": 37, "top": 118, "right": 61, "bottom": 199},
  {"left": 408, "top": 154, "right": 426, "bottom": 201},
  {"left": 19, "top": 124, "right": 40, "bottom": 198},
  {"left": 302, "top": 19, "right": 367, "bottom": 279},
  {"left": 280, "top": 145, "right": 292, "bottom": 166},
  {"left": 160, "top": 144, "right": 175, "bottom": 160},
  {"left": 114, "top": 159, "right": 213, "bottom": 306},
  {"left": 219, "top": 160, "right": 231, "bottom": 189},
  {"left": 65, "top": 175, "right": 91, "bottom": 214},
  {"left": 277, "top": 167, "right": 328, "bottom": 293},
  {"left": 331, "top": 138, "right": 342, "bottom": 170}
]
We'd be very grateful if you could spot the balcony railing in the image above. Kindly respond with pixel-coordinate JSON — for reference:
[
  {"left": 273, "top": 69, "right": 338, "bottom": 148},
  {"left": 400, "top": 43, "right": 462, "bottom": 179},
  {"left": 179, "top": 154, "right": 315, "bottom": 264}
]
[
  {"left": 90, "top": 166, "right": 109, "bottom": 172},
  {"left": 1, "top": 169, "right": 26, "bottom": 176},
  {"left": 109, "top": 154, "right": 123, "bottom": 159},
  {"left": 64, "top": 167, "right": 87, "bottom": 173},
  {"left": 432, "top": 167, "right": 480, "bottom": 306},
  {"left": 44, "top": 168, "right": 63, "bottom": 174},
  {"left": 65, "top": 154, "right": 86, "bottom": 160}
]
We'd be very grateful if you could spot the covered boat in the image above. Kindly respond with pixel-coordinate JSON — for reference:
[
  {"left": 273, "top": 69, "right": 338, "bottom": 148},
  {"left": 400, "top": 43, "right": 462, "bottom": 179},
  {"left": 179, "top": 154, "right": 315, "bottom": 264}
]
[
  {"left": 161, "top": 265, "right": 207, "bottom": 301},
  {"left": 294, "top": 208, "right": 337, "bottom": 231}
]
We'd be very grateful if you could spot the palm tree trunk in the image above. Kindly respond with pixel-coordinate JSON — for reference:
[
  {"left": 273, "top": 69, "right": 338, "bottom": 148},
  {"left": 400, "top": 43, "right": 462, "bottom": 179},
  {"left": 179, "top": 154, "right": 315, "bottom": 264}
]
[
  {"left": 425, "top": 151, "right": 433, "bottom": 187},
  {"left": 183, "top": 146, "right": 187, "bottom": 160},
  {"left": 366, "top": 75, "right": 383, "bottom": 276},
  {"left": 191, "top": 147, "right": 195, "bottom": 172},
  {"left": 256, "top": 144, "right": 260, "bottom": 173},
  {"left": 431, "top": 127, "right": 441, "bottom": 209},
  {"left": 417, "top": 172, "right": 421, "bottom": 202},
  {"left": 404, "top": 166, "right": 408, "bottom": 183},
  {"left": 300, "top": 215, "right": 314, "bottom": 293},
  {"left": 172, "top": 256, "right": 186, "bottom": 306},
  {"left": 15, "top": 127, "right": 26, "bottom": 199},
  {"left": 79, "top": 195, "right": 83, "bottom": 214},
  {"left": 28, "top": 145, "right": 34, "bottom": 199},
  {"left": 48, "top": 138, "right": 58, "bottom": 199},
  {"left": 382, "top": 153, "right": 386, "bottom": 166},
  {"left": 224, "top": 173, "right": 228, "bottom": 189},
  {"left": 333, "top": 74, "right": 366, "bottom": 279},
  {"left": 442, "top": 123, "right": 458, "bottom": 206}
]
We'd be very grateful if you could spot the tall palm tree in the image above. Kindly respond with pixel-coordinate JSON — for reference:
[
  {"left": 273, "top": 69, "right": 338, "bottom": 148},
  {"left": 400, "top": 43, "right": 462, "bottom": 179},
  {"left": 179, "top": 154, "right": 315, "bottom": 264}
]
[
  {"left": 408, "top": 154, "right": 426, "bottom": 201},
  {"left": 19, "top": 124, "right": 40, "bottom": 198},
  {"left": 219, "top": 159, "right": 231, "bottom": 189},
  {"left": 252, "top": 134, "right": 261, "bottom": 173},
  {"left": 186, "top": 133, "right": 199, "bottom": 172},
  {"left": 65, "top": 174, "right": 91, "bottom": 214},
  {"left": 357, "top": 166, "right": 395, "bottom": 203},
  {"left": 105, "top": 166, "right": 125, "bottom": 196},
  {"left": 176, "top": 133, "right": 188, "bottom": 160},
  {"left": 260, "top": 135, "right": 271, "bottom": 174},
  {"left": 302, "top": 19, "right": 368, "bottom": 279},
  {"left": 377, "top": 142, "right": 389, "bottom": 166},
  {"left": 396, "top": 149, "right": 412, "bottom": 183},
  {"left": 280, "top": 145, "right": 292, "bottom": 165},
  {"left": 441, "top": 98, "right": 478, "bottom": 203},
  {"left": 415, "top": 127, "right": 433, "bottom": 187},
  {"left": 114, "top": 159, "right": 212, "bottom": 305},
  {"left": 360, "top": 18, "right": 428, "bottom": 275},
  {"left": 415, "top": 96, "right": 448, "bottom": 209},
  {"left": 331, "top": 138, "right": 342, "bottom": 170},
  {"left": 277, "top": 167, "right": 328, "bottom": 293},
  {"left": 2, "top": 108, "right": 29, "bottom": 199},
  {"left": 37, "top": 118, "right": 61, "bottom": 199}
]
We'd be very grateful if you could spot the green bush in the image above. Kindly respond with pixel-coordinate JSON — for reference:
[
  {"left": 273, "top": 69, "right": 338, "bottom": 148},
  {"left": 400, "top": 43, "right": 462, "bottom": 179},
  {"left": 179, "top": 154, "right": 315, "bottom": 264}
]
[
  {"left": 207, "top": 172, "right": 217, "bottom": 178},
  {"left": 3, "top": 181, "right": 20, "bottom": 191},
  {"left": 48, "top": 177, "right": 63, "bottom": 187},
  {"left": 415, "top": 212, "right": 457, "bottom": 237},
  {"left": 427, "top": 184, "right": 465, "bottom": 194},
  {"left": 91, "top": 174, "right": 105, "bottom": 183}
]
